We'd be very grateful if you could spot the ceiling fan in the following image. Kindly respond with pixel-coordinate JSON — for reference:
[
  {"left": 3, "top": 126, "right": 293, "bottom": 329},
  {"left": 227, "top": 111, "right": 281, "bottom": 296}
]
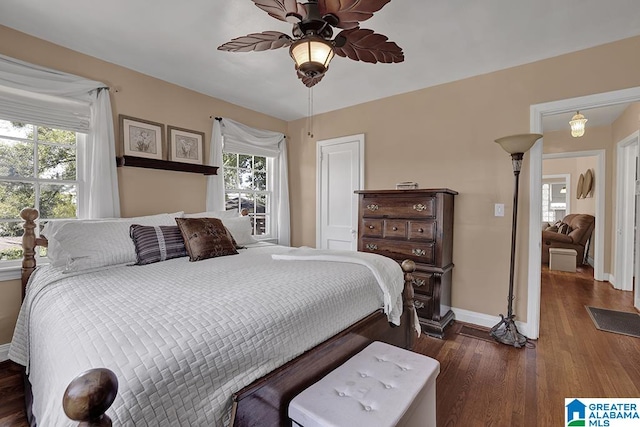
[{"left": 218, "top": 0, "right": 404, "bottom": 87}]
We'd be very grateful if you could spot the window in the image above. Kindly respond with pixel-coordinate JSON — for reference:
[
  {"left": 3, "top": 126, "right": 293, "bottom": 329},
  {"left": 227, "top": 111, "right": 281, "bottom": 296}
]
[
  {"left": 222, "top": 152, "right": 273, "bottom": 238},
  {"left": 0, "top": 119, "right": 81, "bottom": 262},
  {"left": 541, "top": 182, "right": 567, "bottom": 223}
]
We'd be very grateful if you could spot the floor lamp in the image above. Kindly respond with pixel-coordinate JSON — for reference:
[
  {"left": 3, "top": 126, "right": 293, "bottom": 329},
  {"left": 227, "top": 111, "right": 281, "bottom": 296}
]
[{"left": 490, "top": 133, "right": 543, "bottom": 348}]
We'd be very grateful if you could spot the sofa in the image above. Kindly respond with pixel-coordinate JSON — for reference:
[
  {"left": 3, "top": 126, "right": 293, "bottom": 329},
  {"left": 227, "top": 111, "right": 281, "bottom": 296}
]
[{"left": 541, "top": 214, "right": 595, "bottom": 265}]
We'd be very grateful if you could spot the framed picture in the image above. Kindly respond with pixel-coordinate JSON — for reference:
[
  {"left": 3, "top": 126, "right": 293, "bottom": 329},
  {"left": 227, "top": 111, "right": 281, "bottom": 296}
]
[
  {"left": 119, "top": 115, "right": 165, "bottom": 160},
  {"left": 167, "top": 126, "right": 204, "bottom": 165}
]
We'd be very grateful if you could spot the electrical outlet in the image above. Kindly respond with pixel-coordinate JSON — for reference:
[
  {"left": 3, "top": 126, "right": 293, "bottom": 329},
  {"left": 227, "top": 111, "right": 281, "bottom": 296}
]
[{"left": 495, "top": 203, "right": 505, "bottom": 217}]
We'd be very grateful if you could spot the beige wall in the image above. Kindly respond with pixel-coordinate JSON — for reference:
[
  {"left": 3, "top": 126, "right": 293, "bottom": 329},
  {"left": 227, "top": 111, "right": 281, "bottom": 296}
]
[
  {"left": 613, "top": 103, "right": 640, "bottom": 143},
  {"left": 0, "top": 280, "right": 21, "bottom": 344},
  {"left": 0, "top": 25, "right": 287, "bottom": 345},
  {"left": 287, "top": 36, "right": 640, "bottom": 321}
]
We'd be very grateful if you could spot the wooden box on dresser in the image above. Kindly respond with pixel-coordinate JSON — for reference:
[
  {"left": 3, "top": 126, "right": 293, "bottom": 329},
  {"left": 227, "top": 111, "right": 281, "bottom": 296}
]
[{"left": 355, "top": 189, "right": 457, "bottom": 338}]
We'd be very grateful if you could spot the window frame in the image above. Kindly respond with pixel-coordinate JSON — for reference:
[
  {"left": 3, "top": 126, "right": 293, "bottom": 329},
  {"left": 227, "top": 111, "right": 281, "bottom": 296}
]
[
  {"left": 0, "top": 120, "right": 84, "bottom": 270},
  {"left": 222, "top": 151, "right": 277, "bottom": 241}
]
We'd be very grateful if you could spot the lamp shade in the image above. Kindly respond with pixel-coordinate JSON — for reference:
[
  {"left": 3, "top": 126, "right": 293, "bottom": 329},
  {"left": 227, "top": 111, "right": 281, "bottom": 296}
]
[
  {"left": 290, "top": 36, "right": 335, "bottom": 77},
  {"left": 569, "top": 111, "right": 587, "bottom": 137},
  {"left": 495, "top": 133, "right": 542, "bottom": 154}
]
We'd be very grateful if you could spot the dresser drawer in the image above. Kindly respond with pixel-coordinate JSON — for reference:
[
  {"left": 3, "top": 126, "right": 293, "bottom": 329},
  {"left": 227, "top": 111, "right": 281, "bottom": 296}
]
[
  {"left": 413, "top": 294, "right": 433, "bottom": 320},
  {"left": 407, "top": 220, "right": 436, "bottom": 241},
  {"left": 411, "top": 271, "right": 434, "bottom": 296},
  {"left": 360, "top": 197, "right": 436, "bottom": 218},
  {"left": 361, "top": 238, "right": 435, "bottom": 265},
  {"left": 383, "top": 220, "right": 406, "bottom": 239},
  {"left": 361, "top": 219, "right": 383, "bottom": 237}
]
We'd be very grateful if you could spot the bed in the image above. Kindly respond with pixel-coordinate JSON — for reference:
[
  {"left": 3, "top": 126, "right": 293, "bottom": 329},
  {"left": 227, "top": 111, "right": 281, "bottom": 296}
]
[{"left": 12, "top": 208, "right": 417, "bottom": 426}]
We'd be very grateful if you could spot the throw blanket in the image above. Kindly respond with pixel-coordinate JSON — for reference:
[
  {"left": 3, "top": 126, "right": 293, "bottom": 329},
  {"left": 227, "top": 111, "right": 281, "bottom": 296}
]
[{"left": 273, "top": 247, "right": 406, "bottom": 326}]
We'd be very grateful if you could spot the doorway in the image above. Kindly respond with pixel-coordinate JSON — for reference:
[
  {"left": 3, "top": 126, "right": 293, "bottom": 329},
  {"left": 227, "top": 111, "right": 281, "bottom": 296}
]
[
  {"left": 316, "top": 134, "right": 364, "bottom": 250},
  {"left": 527, "top": 86, "right": 640, "bottom": 339},
  {"left": 542, "top": 153, "right": 601, "bottom": 276}
]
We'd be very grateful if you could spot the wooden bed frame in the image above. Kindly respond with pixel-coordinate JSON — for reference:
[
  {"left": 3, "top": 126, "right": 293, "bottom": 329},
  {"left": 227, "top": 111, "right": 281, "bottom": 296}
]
[{"left": 19, "top": 207, "right": 417, "bottom": 427}]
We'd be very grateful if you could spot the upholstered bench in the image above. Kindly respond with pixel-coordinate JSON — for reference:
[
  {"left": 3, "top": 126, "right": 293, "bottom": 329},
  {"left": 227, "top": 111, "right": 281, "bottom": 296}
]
[
  {"left": 288, "top": 341, "right": 440, "bottom": 427},
  {"left": 549, "top": 247, "right": 577, "bottom": 272}
]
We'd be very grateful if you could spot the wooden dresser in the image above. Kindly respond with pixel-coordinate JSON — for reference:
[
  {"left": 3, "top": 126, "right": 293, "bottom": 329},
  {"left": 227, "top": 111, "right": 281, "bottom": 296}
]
[{"left": 355, "top": 189, "right": 457, "bottom": 338}]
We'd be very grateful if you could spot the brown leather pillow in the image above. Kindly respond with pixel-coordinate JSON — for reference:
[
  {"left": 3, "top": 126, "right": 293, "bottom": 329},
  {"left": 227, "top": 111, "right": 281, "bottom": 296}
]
[{"left": 175, "top": 217, "right": 238, "bottom": 261}]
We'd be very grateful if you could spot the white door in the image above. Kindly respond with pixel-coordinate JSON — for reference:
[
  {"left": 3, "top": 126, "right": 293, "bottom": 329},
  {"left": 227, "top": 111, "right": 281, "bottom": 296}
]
[{"left": 316, "top": 134, "right": 364, "bottom": 250}]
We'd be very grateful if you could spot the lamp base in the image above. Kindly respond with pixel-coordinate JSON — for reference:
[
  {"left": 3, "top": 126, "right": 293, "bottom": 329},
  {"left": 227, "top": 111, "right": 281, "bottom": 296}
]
[{"left": 490, "top": 314, "right": 527, "bottom": 348}]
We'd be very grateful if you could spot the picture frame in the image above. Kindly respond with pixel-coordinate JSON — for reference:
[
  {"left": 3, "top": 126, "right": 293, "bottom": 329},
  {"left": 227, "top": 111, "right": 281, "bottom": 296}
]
[
  {"left": 167, "top": 125, "right": 204, "bottom": 165},
  {"left": 119, "top": 115, "right": 165, "bottom": 160}
]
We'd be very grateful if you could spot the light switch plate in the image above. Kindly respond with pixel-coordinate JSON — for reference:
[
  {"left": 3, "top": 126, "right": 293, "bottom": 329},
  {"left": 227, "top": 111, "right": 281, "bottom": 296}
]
[{"left": 495, "top": 203, "right": 505, "bottom": 217}]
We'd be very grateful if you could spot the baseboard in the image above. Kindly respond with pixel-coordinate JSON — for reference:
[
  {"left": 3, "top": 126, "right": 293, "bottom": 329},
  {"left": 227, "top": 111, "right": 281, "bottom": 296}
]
[
  {"left": 452, "top": 307, "right": 531, "bottom": 337},
  {"left": 606, "top": 273, "right": 614, "bottom": 285},
  {"left": 0, "top": 343, "right": 10, "bottom": 362},
  {"left": 587, "top": 256, "right": 595, "bottom": 267}
]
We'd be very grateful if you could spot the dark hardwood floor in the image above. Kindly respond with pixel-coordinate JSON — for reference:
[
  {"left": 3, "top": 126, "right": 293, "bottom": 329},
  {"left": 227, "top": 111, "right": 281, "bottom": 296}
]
[{"left": 1, "top": 264, "right": 638, "bottom": 427}]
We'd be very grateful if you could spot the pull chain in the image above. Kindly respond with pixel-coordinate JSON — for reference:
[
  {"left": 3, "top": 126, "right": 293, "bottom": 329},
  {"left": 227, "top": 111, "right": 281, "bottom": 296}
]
[{"left": 307, "top": 87, "right": 314, "bottom": 138}]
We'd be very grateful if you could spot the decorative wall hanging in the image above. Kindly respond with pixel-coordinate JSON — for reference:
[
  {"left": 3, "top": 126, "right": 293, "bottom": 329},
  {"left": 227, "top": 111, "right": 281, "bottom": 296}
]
[
  {"left": 119, "top": 115, "right": 164, "bottom": 160},
  {"left": 583, "top": 169, "right": 594, "bottom": 198},
  {"left": 576, "top": 173, "right": 585, "bottom": 199},
  {"left": 167, "top": 126, "right": 204, "bottom": 165}
]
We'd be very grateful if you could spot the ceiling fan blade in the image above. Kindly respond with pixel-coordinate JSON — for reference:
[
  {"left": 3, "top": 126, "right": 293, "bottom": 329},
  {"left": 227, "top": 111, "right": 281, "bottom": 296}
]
[
  {"left": 297, "top": 69, "right": 324, "bottom": 87},
  {"left": 218, "top": 31, "right": 293, "bottom": 52},
  {"left": 334, "top": 28, "right": 404, "bottom": 63},
  {"left": 318, "top": 0, "right": 391, "bottom": 29},
  {"left": 252, "top": 0, "right": 307, "bottom": 22}
]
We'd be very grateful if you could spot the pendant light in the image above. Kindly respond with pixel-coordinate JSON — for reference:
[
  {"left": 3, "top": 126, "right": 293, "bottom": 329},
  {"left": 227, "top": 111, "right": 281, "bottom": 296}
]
[{"left": 569, "top": 111, "right": 588, "bottom": 138}]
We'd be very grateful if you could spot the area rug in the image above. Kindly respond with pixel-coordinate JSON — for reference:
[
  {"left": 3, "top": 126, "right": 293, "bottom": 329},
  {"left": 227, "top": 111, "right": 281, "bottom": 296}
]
[
  {"left": 458, "top": 325, "right": 496, "bottom": 343},
  {"left": 586, "top": 306, "right": 640, "bottom": 338}
]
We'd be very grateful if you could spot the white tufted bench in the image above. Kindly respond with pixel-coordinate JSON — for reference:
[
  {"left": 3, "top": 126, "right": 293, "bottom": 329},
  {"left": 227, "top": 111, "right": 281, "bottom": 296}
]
[{"left": 288, "top": 341, "right": 440, "bottom": 427}]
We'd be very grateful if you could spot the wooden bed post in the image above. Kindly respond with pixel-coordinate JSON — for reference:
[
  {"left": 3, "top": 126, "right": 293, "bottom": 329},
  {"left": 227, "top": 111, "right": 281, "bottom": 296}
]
[
  {"left": 20, "top": 208, "right": 39, "bottom": 299},
  {"left": 63, "top": 368, "right": 118, "bottom": 427},
  {"left": 20, "top": 208, "right": 49, "bottom": 299},
  {"left": 401, "top": 259, "right": 417, "bottom": 350}
]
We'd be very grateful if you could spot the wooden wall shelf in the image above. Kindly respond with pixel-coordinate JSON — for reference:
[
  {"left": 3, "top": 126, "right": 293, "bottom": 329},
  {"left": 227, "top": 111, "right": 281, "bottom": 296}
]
[{"left": 116, "top": 156, "right": 218, "bottom": 175}]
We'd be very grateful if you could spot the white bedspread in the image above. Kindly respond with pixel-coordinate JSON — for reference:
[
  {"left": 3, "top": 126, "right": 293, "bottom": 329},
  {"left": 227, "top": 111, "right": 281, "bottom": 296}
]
[{"left": 9, "top": 244, "right": 403, "bottom": 426}]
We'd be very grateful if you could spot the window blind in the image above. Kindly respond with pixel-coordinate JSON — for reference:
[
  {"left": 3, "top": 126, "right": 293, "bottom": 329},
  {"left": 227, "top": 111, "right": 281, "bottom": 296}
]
[{"left": 0, "top": 85, "right": 90, "bottom": 133}]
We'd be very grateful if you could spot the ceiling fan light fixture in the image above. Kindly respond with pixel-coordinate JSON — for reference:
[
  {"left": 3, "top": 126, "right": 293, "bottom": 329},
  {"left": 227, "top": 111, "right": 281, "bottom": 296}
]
[
  {"left": 290, "top": 36, "right": 334, "bottom": 77},
  {"left": 569, "top": 111, "right": 588, "bottom": 137}
]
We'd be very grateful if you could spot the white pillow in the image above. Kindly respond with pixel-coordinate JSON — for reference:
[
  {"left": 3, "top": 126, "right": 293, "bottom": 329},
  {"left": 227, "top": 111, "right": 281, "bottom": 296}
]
[
  {"left": 183, "top": 209, "right": 238, "bottom": 219},
  {"left": 47, "top": 212, "right": 182, "bottom": 270},
  {"left": 221, "top": 216, "right": 258, "bottom": 246}
]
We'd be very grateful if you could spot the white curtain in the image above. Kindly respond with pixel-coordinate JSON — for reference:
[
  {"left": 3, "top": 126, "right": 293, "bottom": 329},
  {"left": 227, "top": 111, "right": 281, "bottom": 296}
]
[
  {"left": 0, "top": 54, "right": 120, "bottom": 218},
  {"left": 206, "top": 118, "right": 290, "bottom": 246}
]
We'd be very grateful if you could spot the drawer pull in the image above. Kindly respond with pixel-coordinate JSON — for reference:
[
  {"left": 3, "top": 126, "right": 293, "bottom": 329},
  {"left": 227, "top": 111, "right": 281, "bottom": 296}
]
[
  {"left": 366, "top": 204, "right": 379, "bottom": 212},
  {"left": 392, "top": 226, "right": 398, "bottom": 231},
  {"left": 412, "top": 248, "right": 426, "bottom": 256},
  {"left": 366, "top": 243, "right": 378, "bottom": 251},
  {"left": 412, "top": 278, "right": 426, "bottom": 287},
  {"left": 418, "top": 228, "right": 424, "bottom": 233},
  {"left": 368, "top": 225, "right": 375, "bottom": 229},
  {"left": 414, "top": 300, "right": 425, "bottom": 309},
  {"left": 413, "top": 203, "right": 428, "bottom": 212}
]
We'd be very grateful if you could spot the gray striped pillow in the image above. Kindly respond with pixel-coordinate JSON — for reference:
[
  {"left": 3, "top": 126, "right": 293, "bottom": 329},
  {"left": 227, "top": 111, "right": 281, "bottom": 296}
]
[{"left": 129, "top": 224, "right": 187, "bottom": 265}]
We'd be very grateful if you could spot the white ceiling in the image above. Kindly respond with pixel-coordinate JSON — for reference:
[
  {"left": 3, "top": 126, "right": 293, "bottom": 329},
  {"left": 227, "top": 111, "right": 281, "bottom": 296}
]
[{"left": 1, "top": 0, "right": 640, "bottom": 121}]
